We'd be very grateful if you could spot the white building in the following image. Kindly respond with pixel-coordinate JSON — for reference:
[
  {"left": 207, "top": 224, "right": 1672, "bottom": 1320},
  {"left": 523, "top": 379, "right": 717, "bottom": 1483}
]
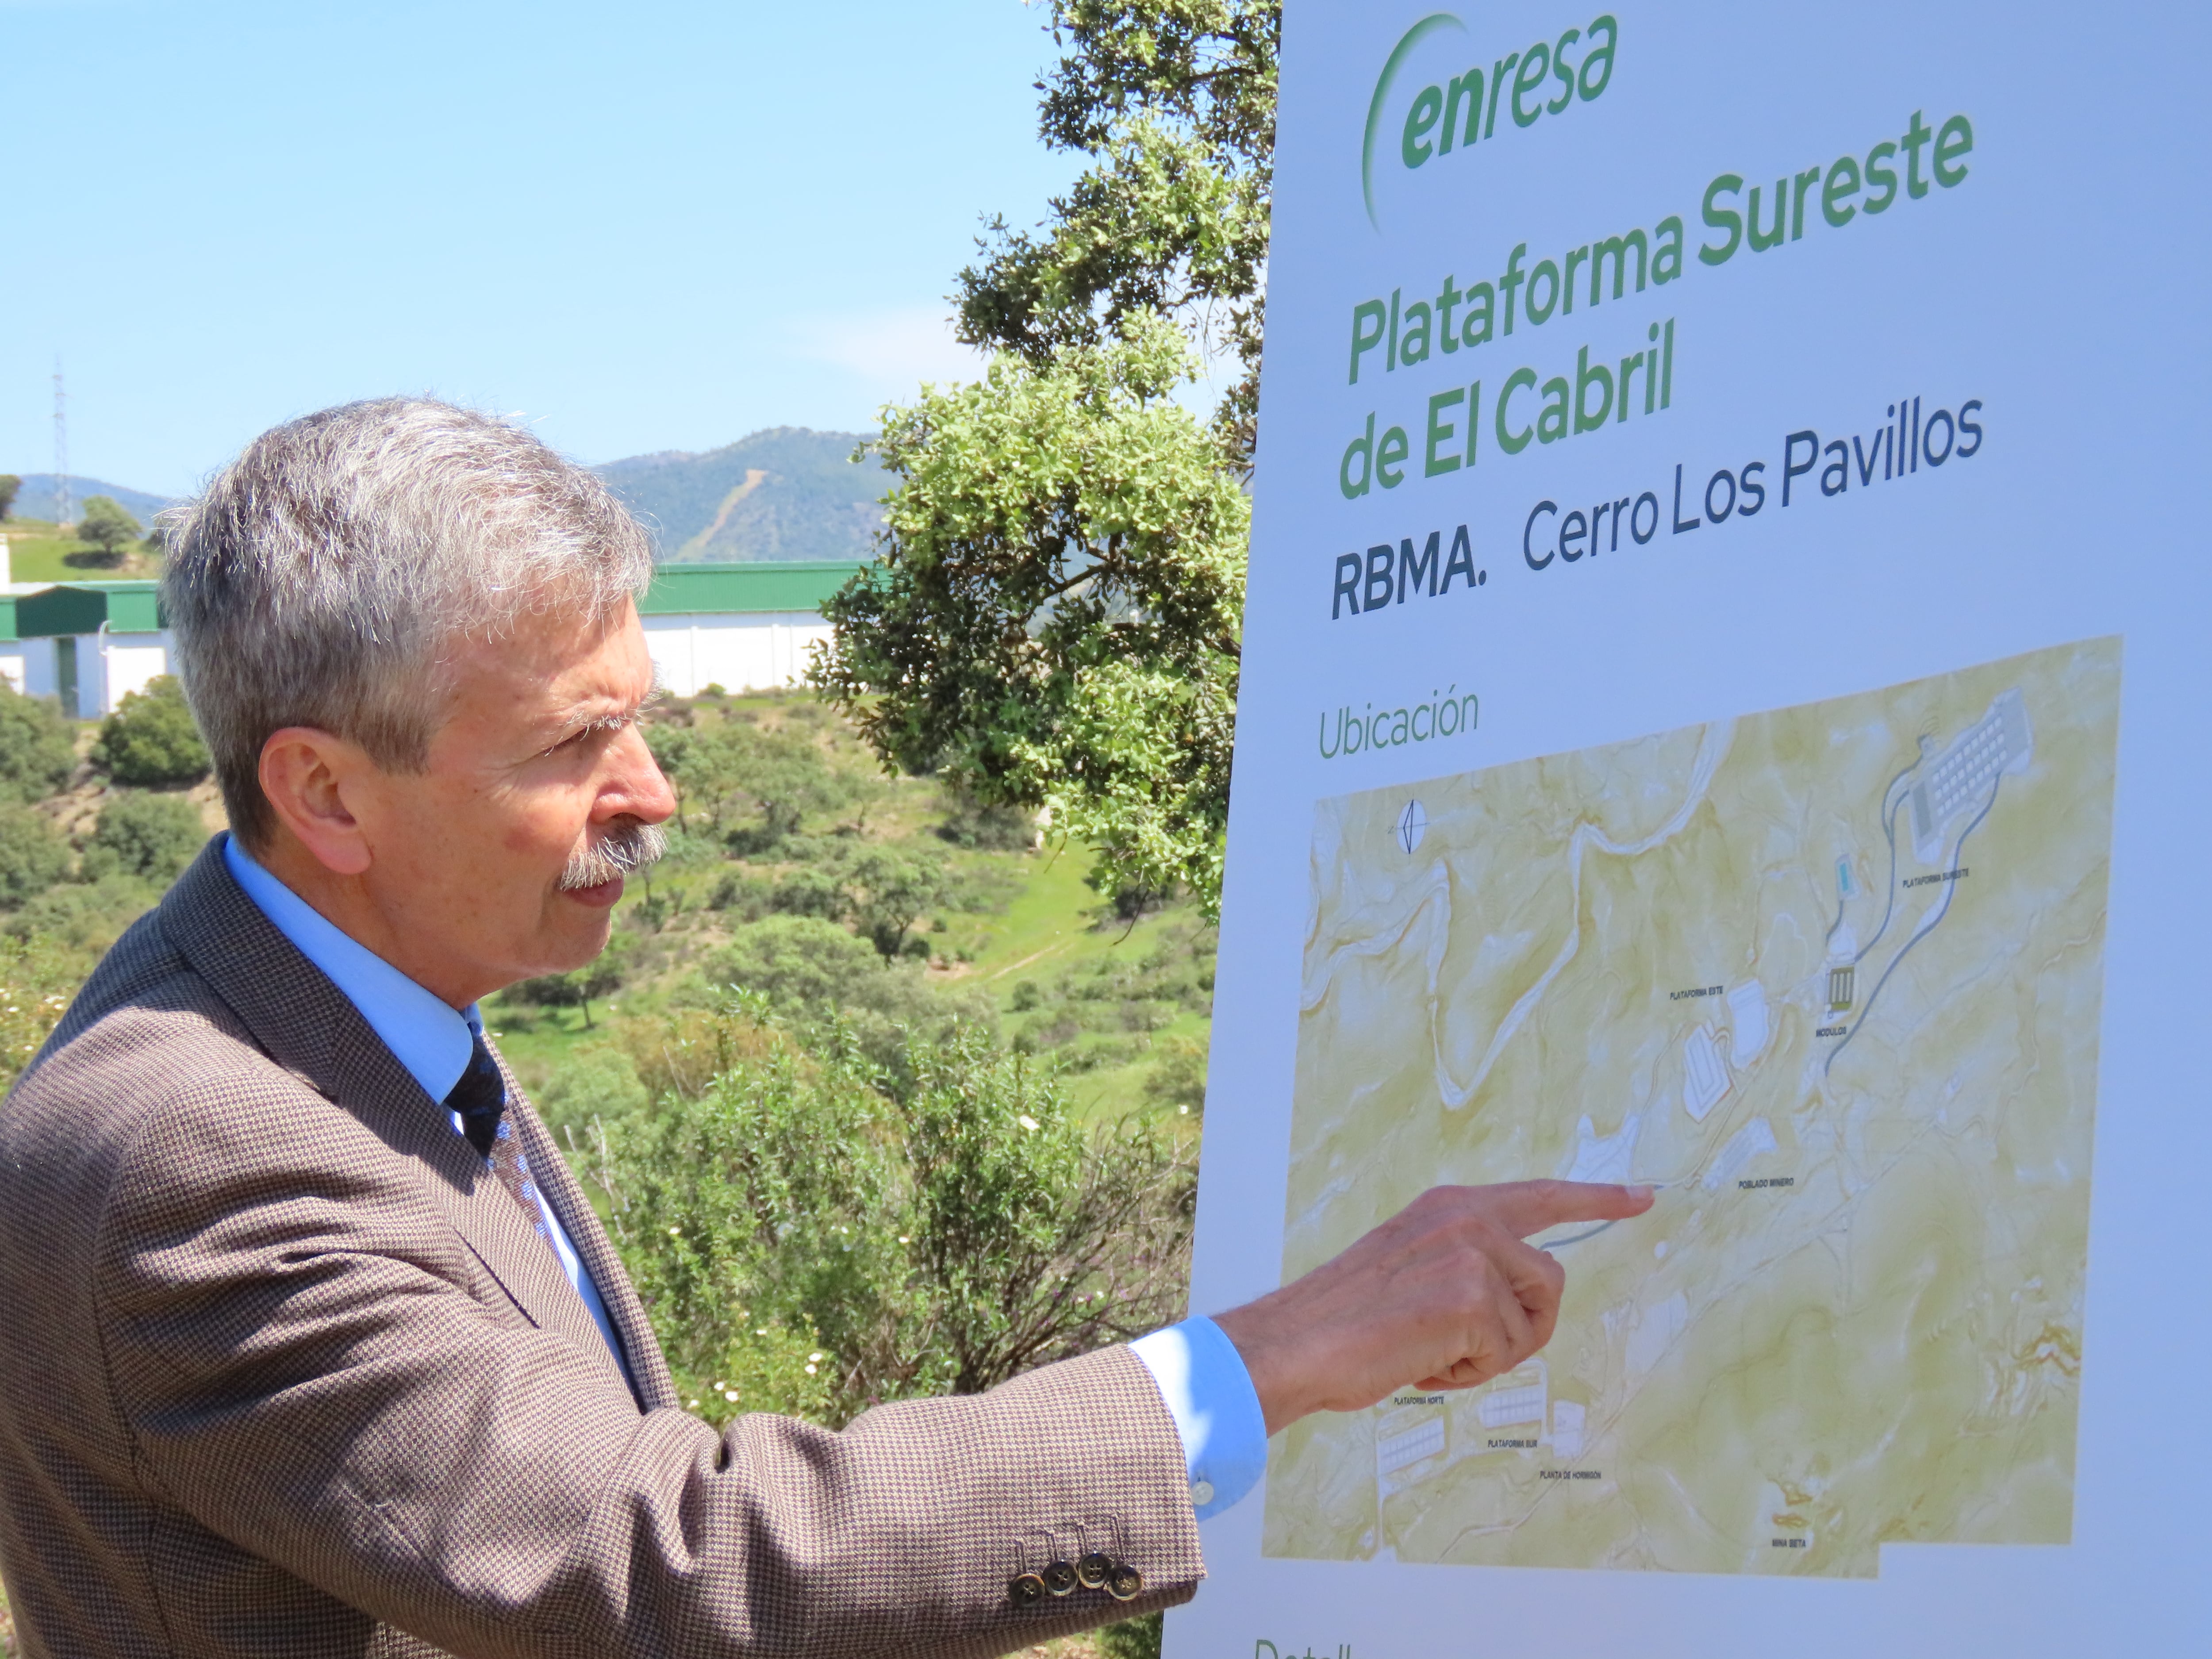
[
  {"left": 5, "top": 580, "right": 172, "bottom": 717},
  {"left": 636, "top": 562, "right": 862, "bottom": 697}
]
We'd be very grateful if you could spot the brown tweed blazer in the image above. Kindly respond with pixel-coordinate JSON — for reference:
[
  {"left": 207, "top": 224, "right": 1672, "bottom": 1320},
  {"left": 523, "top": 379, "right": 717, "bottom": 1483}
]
[{"left": 0, "top": 842, "right": 1203, "bottom": 1658}]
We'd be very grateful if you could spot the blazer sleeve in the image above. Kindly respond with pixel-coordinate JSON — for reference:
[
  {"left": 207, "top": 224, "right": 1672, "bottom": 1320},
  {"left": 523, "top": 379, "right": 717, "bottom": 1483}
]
[{"left": 96, "top": 1094, "right": 1205, "bottom": 1659}]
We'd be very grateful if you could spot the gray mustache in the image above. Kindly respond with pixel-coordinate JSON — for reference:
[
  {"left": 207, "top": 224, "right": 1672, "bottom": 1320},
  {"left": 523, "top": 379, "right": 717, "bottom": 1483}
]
[{"left": 559, "top": 820, "right": 668, "bottom": 890}]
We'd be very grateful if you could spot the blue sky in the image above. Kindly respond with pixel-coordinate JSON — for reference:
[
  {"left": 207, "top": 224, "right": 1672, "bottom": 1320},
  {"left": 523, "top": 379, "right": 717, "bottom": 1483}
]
[{"left": 2, "top": 0, "right": 1080, "bottom": 495}]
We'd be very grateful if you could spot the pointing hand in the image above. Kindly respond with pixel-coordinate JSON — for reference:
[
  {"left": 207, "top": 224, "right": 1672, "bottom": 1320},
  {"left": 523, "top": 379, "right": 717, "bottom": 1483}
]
[{"left": 1211, "top": 1181, "right": 1655, "bottom": 1435}]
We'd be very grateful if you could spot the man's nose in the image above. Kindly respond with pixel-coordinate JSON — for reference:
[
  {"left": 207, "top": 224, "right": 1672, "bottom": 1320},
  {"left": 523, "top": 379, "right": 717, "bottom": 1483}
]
[{"left": 601, "top": 724, "right": 678, "bottom": 824}]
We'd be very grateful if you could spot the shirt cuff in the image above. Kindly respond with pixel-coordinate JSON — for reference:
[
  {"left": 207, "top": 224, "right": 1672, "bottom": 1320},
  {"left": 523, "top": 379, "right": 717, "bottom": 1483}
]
[{"left": 1129, "top": 1317, "right": 1268, "bottom": 1521}]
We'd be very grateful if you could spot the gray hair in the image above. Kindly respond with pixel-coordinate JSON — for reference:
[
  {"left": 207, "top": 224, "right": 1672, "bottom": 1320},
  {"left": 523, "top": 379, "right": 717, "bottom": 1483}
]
[{"left": 161, "top": 398, "right": 652, "bottom": 849}]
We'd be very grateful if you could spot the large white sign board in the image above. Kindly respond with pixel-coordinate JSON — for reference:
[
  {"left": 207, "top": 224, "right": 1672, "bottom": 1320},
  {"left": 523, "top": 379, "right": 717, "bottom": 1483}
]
[{"left": 1178, "top": 2, "right": 2207, "bottom": 1654}]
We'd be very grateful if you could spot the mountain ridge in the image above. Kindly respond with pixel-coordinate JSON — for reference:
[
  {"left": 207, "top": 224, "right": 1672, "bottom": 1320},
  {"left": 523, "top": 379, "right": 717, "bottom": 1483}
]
[
  {"left": 3, "top": 427, "right": 893, "bottom": 565},
  {"left": 593, "top": 426, "right": 889, "bottom": 563},
  {"left": 6, "top": 475, "right": 174, "bottom": 529}
]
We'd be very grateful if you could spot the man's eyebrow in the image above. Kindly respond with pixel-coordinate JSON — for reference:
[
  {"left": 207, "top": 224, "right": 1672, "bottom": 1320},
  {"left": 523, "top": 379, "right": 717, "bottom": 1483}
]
[{"left": 546, "top": 685, "right": 666, "bottom": 743}]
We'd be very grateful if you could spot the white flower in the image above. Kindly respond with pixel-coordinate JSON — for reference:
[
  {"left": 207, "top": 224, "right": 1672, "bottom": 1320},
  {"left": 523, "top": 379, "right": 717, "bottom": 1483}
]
[
  {"left": 809, "top": 1352, "right": 824, "bottom": 1363},
  {"left": 668, "top": 1225, "right": 682, "bottom": 1236},
  {"left": 723, "top": 1388, "right": 739, "bottom": 1402},
  {"left": 804, "top": 1364, "right": 817, "bottom": 1376},
  {"left": 1179, "top": 1105, "right": 1189, "bottom": 1114},
  {"left": 687, "top": 1398, "right": 700, "bottom": 1408},
  {"left": 712, "top": 1381, "right": 725, "bottom": 1390},
  {"left": 1018, "top": 1114, "right": 1040, "bottom": 1132},
  {"left": 897, "top": 1236, "right": 910, "bottom": 1244}
]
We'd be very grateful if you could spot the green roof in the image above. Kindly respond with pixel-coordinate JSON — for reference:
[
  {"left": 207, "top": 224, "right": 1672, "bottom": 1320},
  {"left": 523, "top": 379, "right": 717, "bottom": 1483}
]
[
  {"left": 5, "top": 566, "right": 864, "bottom": 639},
  {"left": 16, "top": 580, "right": 165, "bottom": 638},
  {"left": 641, "top": 561, "right": 864, "bottom": 616}
]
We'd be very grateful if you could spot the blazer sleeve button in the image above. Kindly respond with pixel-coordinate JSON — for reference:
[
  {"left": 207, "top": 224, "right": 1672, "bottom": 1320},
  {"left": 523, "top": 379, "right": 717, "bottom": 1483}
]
[
  {"left": 1042, "top": 1560, "right": 1078, "bottom": 1597},
  {"left": 1010, "top": 1573, "right": 1047, "bottom": 1607},
  {"left": 1076, "top": 1551, "right": 1113, "bottom": 1590},
  {"left": 1107, "top": 1564, "right": 1144, "bottom": 1601}
]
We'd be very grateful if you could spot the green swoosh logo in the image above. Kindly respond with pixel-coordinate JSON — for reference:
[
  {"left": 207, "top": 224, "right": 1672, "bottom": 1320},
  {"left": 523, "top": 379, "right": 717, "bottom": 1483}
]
[{"left": 1363, "top": 12, "right": 1467, "bottom": 230}]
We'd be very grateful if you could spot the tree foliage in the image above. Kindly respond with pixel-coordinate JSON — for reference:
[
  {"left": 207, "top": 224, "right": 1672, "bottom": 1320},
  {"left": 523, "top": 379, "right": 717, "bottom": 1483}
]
[
  {"left": 88, "top": 676, "right": 211, "bottom": 788},
  {"left": 0, "top": 681, "right": 77, "bottom": 804},
  {"left": 842, "top": 845, "right": 948, "bottom": 961},
  {"left": 818, "top": 4, "right": 1276, "bottom": 918},
  {"left": 652, "top": 719, "right": 860, "bottom": 845},
  {"left": 957, "top": 0, "right": 1278, "bottom": 458},
  {"left": 508, "top": 937, "right": 630, "bottom": 1028},
  {"left": 0, "top": 805, "right": 70, "bottom": 909},
  {"left": 817, "top": 315, "right": 1247, "bottom": 915},
  {"left": 0, "top": 474, "right": 19, "bottom": 520},
  {"left": 81, "top": 791, "right": 207, "bottom": 884},
  {"left": 584, "top": 1004, "right": 1195, "bottom": 1425},
  {"left": 73, "top": 495, "right": 142, "bottom": 566}
]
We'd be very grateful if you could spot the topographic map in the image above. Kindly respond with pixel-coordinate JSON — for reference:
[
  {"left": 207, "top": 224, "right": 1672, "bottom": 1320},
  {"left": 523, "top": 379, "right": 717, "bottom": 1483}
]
[{"left": 1264, "top": 638, "right": 2120, "bottom": 1577}]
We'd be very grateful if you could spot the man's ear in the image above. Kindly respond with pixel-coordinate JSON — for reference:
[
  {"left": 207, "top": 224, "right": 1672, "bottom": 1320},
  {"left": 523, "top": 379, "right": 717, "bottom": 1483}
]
[{"left": 257, "top": 727, "right": 376, "bottom": 876}]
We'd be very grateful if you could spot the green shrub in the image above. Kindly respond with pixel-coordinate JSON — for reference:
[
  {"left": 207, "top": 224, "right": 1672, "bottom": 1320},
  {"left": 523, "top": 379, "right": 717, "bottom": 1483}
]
[
  {"left": 88, "top": 677, "right": 210, "bottom": 787},
  {"left": 936, "top": 791, "right": 1035, "bottom": 852},
  {"left": 668, "top": 723, "right": 855, "bottom": 842},
  {"left": 593, "top": 1009, "right": 1195, "bottom": 1426},
  {"left": 533, "top": 1046, "right": 651, "bottom": 1142},
  {"left": 701, "top": 914, "right": 996, "bottom": 1084},
  {"left": 81, "top": 791, "right": 207, "bottom": 883},
  {"left": 767, "top": 866, "right": 849, "bottom": 922},
  {"left": 2, "top": 873, "right": 161, "bottom": 952},
  {"left": 707, "top": 914, "right": 881, "bottom": 1010},
  {"left": 706, "top": 869, "right": 772, "bottom": 918},
  {"left": 0, "top": 682, "right": 76, "bottom": 803},
  {"left": 1143, "top": 1036, "right": 1209, "bottom": 1115},
  {"left": 0, "top": 804, "right": 70, "bottom": 909},
  {"left": 1100, "top": 1613, "right": 1164, "bottom": 1659}
]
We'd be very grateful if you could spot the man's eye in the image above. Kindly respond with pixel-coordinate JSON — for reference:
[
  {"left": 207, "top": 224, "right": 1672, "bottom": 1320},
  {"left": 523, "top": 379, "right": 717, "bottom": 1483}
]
[{"left": 548, "top": 716, "right": 628, "bottom": 757}]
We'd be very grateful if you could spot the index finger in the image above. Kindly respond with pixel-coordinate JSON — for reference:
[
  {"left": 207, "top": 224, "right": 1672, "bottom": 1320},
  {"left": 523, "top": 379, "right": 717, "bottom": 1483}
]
[{"left": 1476, "top": 1179, "right": 1655, "bottom": 1238}]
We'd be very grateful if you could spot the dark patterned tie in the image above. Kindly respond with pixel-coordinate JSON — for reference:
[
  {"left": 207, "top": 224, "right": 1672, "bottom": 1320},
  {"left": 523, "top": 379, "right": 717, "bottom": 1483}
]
[{"left": 445, "top": 1030, "right": 558, "bottom": 1253}]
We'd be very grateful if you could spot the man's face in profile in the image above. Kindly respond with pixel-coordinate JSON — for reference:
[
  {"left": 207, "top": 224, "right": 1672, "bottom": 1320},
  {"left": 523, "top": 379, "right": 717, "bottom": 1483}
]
[{"left": 348, "top": 598, "right": 674, "bottom": 995}]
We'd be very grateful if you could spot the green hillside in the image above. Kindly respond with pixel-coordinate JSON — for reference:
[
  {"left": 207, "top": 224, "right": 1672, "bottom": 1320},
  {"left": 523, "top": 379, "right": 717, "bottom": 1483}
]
[
  {"left": 595, "top": 428, "right": 890, "bottom": 563},
  {"left": 487, "top": 688, "right": 1212, "bottom": 1132}
]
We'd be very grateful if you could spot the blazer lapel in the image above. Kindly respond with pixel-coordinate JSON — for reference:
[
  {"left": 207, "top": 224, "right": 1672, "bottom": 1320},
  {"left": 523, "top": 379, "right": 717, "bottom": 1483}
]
[
  {"left": 155, "top": 843, "right": 636, "bottom": 1394},
  {"left": 499, "top": 1077, "right": 680, "bottom": 1413}
]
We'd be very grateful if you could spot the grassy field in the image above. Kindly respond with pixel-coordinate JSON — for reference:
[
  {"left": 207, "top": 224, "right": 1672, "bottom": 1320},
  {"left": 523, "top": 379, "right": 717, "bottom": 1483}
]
[{"left": 2, "top": 515, "right": 159, "bottom": 582}]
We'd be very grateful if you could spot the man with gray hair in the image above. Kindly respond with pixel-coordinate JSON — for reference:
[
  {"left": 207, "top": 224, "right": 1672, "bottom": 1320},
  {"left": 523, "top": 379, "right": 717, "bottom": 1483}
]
[{"left": 0, "top": 397, "right": 1648, "bottom": 1659}]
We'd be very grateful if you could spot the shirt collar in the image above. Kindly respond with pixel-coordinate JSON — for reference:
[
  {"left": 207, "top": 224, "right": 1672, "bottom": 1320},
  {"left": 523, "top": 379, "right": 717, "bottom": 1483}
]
[{"left": 221, "top": 833, "right": 480, "bottom": 1104}]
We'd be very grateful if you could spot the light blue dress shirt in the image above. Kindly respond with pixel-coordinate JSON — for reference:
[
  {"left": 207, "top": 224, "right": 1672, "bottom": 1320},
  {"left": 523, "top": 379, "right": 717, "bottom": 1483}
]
[
  {"left": 221, "top": 835, "right": 631, "bottom": 1382},
  {"left": 1129, "top": 1316, "right": 1269, "bottom": 1519},
  {"left": 221, "top": 836, "right": 1265, "bottom": 1510}
]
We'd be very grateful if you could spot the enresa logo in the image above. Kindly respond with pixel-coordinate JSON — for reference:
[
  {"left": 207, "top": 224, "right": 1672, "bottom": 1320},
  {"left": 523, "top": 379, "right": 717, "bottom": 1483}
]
[{"left": 1362, "top": 11, "right": 1620, "bottom": 227}]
